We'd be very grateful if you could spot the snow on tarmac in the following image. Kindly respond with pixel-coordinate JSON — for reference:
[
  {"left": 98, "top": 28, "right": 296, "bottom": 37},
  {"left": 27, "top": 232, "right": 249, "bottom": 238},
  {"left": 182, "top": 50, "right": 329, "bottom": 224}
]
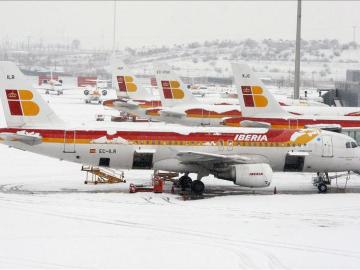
[{"left": 0, "top": 88, "right": 360, "bottom": 268}]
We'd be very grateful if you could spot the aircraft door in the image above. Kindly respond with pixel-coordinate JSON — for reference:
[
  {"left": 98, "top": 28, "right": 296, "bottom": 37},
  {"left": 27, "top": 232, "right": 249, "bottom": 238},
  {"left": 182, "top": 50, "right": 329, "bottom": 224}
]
[
  {"left": 227, "top": 140, "right": 233, "bottom": 151},
  {"left": 217, "top": 140, "right": 225, "bottom": 151},
  {"left": 288, "top": 119, "right": 298, "bottom": 129},
  {"left": 201, "top": 109, "right": 210, "bottom": 126},
  {"left": 321, "top": 135, "right": 333, "bottom": 157},
  {"left": 132, "top": 150, "right": 154, "bottom": 169},
  {"left": 63, "top": 130, "right": 76, "bottom": 153}
]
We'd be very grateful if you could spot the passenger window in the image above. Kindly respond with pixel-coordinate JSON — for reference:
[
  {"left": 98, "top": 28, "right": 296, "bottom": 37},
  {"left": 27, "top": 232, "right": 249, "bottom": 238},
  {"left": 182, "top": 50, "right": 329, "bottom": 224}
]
[
  {"left": 346, "top": 142, "right": 351, "bottom": 148},
  {"left": 351, "top": 142, "right": 358, "bottom": 148}
]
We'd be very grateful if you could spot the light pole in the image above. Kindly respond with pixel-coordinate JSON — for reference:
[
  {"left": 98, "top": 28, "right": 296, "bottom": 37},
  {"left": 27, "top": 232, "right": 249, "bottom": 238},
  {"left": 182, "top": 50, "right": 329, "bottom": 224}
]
[{"left": 294, "top": 0, "right": 302, "bottom": 99}]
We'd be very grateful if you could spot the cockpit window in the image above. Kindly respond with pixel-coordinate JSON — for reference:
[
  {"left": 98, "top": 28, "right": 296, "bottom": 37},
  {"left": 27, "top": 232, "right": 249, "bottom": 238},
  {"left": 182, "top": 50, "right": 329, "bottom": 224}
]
[{"left": 346, "top": 141, "right": 358, "bottom": 148}]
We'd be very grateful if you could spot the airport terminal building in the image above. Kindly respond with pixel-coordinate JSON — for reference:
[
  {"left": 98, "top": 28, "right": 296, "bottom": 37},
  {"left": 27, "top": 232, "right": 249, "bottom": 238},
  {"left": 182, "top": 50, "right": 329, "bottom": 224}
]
[{"left": 334, "top": 70, "right": 360, "bottom": 107}]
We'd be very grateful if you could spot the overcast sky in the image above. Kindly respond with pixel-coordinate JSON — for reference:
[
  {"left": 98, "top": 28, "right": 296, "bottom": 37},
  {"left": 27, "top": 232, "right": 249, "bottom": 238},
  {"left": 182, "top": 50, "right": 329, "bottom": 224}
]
[{"left": 0, "top": 1, "right": 359, "bottom": 49}]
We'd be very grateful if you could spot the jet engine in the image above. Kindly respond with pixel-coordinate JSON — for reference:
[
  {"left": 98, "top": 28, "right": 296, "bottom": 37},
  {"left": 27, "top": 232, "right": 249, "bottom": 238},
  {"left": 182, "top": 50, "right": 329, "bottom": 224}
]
[
  {"left": 84, "top": 89, "right": 90, "bottom": 96},
  {"left": 102, "top": 89, "right": 108, "bottom": 96},
  {"left": 215, "top": 163, "right": 272, "bottom": 188}
]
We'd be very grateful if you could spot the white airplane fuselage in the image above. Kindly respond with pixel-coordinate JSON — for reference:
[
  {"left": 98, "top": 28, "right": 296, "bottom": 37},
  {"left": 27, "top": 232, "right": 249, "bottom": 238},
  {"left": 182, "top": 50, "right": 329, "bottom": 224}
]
[{"left": 1, "top": 124, "right": 359, "bottom": 176}]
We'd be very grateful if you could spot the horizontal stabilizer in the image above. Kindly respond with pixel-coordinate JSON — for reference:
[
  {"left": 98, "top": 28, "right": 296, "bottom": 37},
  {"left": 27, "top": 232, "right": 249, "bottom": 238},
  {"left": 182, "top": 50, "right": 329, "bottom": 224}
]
[
  {"left": 240, "top": 120, "right": 271, "bottom": 129},
  {"left": 160, "top": 110, "right": 186, "bottom": 118},
  {"left": 304, "top": 124, "right": 342, "bottom": 133},
  {"left": 0, "top": 131, "right": 42, "bottom": 145}
]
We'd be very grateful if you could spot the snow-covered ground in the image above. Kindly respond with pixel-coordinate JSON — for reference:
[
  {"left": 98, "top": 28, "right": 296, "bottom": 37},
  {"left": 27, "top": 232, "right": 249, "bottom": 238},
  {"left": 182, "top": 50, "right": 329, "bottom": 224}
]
[{"left": 1, "top": 87, "right": 360, "bottom": 268}]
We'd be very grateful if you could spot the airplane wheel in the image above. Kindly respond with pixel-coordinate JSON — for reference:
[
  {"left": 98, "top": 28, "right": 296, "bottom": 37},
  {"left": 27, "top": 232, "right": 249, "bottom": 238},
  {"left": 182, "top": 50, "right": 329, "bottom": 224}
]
[
  {"left": 191, "top": 180, "right": 205, "bottom": 195},
  {"left": 318, "top": 183, "right": 328, "bottom": 193},
  {"left": 179, "top": 175, "right": 192, "bottom": 191}
]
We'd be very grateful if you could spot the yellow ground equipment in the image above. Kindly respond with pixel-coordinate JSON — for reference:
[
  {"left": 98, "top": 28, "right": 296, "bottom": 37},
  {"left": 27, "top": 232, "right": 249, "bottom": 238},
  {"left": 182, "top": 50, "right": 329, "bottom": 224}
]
[
  {"left": 154, "top": 171, "right": 179, "bottom": 182},
  {"left": 81, "top": 165, "right": 126, "bottom": 184}
]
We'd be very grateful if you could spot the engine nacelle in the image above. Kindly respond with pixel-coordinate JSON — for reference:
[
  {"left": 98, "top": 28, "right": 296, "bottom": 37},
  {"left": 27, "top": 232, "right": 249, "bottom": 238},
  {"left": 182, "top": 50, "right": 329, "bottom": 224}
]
[
  {"left": 216, "top": 163, "right": 272, "bottom": 188},
  {"left": 84, "top": 89, "right": 90, "bottom": 96},
  {"left": 102, "top": 89, "right": 108, "bottom": 96}
]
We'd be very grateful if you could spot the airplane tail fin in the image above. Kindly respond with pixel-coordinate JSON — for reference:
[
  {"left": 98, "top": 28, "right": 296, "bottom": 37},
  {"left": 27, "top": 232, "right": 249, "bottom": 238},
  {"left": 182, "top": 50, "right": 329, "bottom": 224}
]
[
  {"left": 153, "top": 63, "right": 200, "bottom": 107},
  {"left": 0, "top": 61, "right": 63, "bottom": 127},
  {"left": 231, "top": 63, "right": 289, "bottom": 117},
  {"left": 111, "top": 57, "right": 153, "bottom": 100}
]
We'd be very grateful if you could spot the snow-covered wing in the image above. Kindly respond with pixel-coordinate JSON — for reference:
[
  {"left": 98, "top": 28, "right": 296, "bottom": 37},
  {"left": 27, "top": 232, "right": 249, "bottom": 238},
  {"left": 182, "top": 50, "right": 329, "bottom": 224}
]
[
  {"left": 0, "top": 131, "right": 42, "bottom": 145},
  {"left": 160, "top": 109, "right": 186, "bottom": 118},
  {"left": 177, "top": 151, "right": 266, "bottom": 165}
]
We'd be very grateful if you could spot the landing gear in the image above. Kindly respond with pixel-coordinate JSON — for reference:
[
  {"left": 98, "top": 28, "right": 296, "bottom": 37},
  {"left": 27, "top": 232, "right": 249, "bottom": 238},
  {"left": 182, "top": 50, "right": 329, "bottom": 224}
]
[
  {"left": 318, "top": 183, "right": 328, "bottom": 193},
  {"left": 178, "top": 174, "right": 205, "bottom": 195},
  {"left": 179, "top": 174, "right": 192, "bottom": 191},
  {"left": 191, "top": 180, "right": 205, "bottom": 195},
  {"left": 312, "top": 172, "right": 331, "bottom": 193}
]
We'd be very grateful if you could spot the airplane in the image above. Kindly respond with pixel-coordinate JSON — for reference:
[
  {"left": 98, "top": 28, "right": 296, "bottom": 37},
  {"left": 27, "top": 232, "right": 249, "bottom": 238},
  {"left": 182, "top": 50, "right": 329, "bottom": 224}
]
[
  {"left": 0, "top": 61, "right": 359, "bottom": 194},
  {"left": 103, "top": 60, "right": 161, "bottom": 118},
  {"left": 221, "top": 63, "right": 360, "bottom": 136},
  {"left": 149, "top": 63, "right": 245, "bottom": 126},
  {"left": 82, "top": 79, "right": 109, "bottom": 104},
  {"left": 150, "top": 64, "right": 333, "bottom": 126},
  {"left": 37, "top": 71, "right": 71, "bottom": 95},
  {"left": 104, "top": 62, "right": 336, "bottom": 126}
]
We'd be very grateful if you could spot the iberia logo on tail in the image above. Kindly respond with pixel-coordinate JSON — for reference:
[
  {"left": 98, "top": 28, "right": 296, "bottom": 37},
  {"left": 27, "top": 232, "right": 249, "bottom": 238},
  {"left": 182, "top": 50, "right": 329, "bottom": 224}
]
[
  {"left": 161, "top": 80, "right": 184, "bottom": 99},
  {"left": 117, "top": 76, "right": 137, "bottom": 93},
  {"left": 241, "top": 86, "right": 268, "bottom": 107},
  {"left": 6, "top": 89, "right": 39, "bottom": 116}
]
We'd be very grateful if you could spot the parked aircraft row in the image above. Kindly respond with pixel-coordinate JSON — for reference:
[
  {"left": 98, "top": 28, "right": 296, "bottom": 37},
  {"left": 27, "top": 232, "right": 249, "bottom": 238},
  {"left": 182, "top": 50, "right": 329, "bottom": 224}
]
[
  {"left": 0, "top": 61, "right": 359, "bottom": 195},
  {"left": 36, "top": 74, "right": 109, "bottom": 104},
  {"left": 105, "top": 61, "right": 360, "bottom": 133}
]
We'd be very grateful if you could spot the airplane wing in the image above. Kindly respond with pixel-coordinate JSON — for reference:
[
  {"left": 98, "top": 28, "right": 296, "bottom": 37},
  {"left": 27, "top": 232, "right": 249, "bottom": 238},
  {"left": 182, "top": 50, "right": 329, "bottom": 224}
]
[
  {"left": 238, "top": 120, "right": 272, "bottom": 128},
  {"left": 160, "top": 109, "right": 186, "bottom": 118},
  {"left": 304, "top": 124, "right": 342, "bottom": 132},
  {"left": 177, "top": 151, "right": 268, "bottom": 165},
  {"left": 0, "top": 132, "right": 42, "bottom": 145},
  {"left": 115, "top": 99, "right": 141, "bottom": 109},
  {"left": 36, "top": 86, "right": 75, "bottom": 92}
]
